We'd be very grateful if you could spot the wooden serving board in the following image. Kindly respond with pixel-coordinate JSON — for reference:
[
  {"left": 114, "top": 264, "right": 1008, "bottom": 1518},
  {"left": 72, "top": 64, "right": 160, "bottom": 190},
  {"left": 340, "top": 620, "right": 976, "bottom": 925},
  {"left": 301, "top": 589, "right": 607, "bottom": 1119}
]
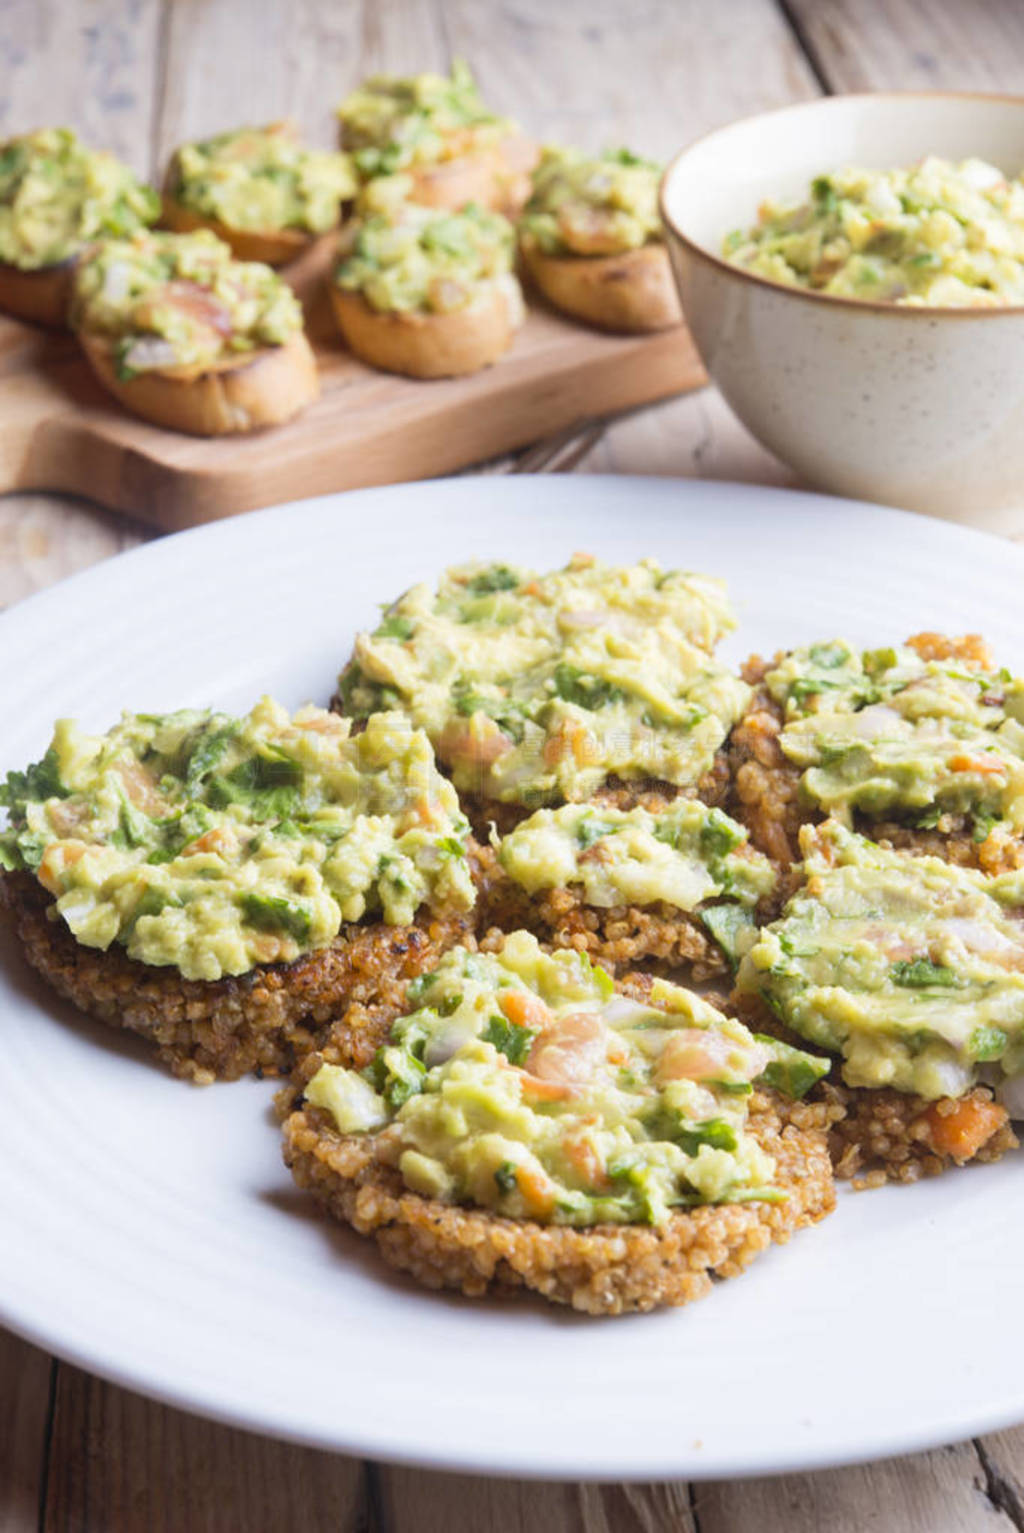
[{"left": 0, "top": 239, "right": 706, "bottom": 531}]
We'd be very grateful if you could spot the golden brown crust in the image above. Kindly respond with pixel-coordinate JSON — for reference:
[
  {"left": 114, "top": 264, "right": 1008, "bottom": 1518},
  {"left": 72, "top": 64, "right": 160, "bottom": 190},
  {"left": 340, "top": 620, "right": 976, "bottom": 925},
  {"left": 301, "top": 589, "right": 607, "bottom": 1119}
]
[
  {"left": 329, "top": 281, "right": 521, "bottom": 379},
  {"left": 0, "top": 256, "right": 77, "bottom": 327},
  {"left": 76, "top": 326, "right": 319, "bottom": 435},
  {"left": 731, "top": 988, "right": 1018, "bottom": 1183},
  {"left": 1, "top": 871, "right": 471, "bottom": 1084},
  {"left": 823, "top": 1083, "right": 1018, "bottom": 1187},
  {"left": 280, "top": 1088, "right": 836, "bottom": 1314},
  {"left": 519, "top": 233, "right": 681, "bottom": 333},
  {"left": 160, "top": 190, "right": 324, "bottom": 266}
]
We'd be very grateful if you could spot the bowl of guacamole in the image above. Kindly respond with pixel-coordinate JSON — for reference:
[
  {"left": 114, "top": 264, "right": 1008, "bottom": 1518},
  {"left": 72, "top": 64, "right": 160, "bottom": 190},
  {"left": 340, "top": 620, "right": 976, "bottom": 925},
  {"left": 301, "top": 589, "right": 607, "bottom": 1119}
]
[{"left": 659, "top": 92, "right": 1024, "bottom": 525}]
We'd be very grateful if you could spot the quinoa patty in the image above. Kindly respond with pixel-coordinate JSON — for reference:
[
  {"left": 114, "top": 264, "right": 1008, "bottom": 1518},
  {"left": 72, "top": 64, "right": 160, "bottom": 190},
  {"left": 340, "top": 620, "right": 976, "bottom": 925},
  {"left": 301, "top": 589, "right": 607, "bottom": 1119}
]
[
  {"left": 280, "top": 1086, "right": 836, "bottom": 1315},
  {"left": 731, "top": 987, "right": 1018, "bottom": 1183},
  {"left": 472, "top": 838, "right": 728, "bottom": 979},
  {"left": 2, "top": 871, "right": 470, "bottom": 1083},
  {"left": 726, "top": 652, "right": 1023, "bottom": 876}
]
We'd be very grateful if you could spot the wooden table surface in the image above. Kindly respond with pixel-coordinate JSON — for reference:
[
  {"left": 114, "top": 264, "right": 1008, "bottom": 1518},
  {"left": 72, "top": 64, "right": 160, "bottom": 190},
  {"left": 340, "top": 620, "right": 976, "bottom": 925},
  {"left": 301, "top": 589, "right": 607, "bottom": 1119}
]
[{"left": 3, "top": 2, "right": 1024, "bottom": 1528}]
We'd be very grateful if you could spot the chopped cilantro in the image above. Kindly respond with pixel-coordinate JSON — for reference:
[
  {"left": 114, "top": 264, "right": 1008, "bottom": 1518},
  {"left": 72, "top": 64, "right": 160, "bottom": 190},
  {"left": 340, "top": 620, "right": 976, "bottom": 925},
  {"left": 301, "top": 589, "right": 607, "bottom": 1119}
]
[
  {"left": 699, "top": 904, "right": 755, "bottom": 968},
  {"left": 493, "top": 1161, "right": 519, "bottom": 1194},
  {"left": 464, "top": 565, "right": 520, "bottom": 594},
  {"left": 0, "top": 747, "right": 67, "bottom": 807},
  {"left": 969, "top": 1025, "right": 1008, "bottom": 1061},
  {"left": 576, "top": 816, "right": 620, "bottom": 851},
  {"left": 239, "top": 892, "right": 312, "bottom": 943},
  {"left": 754, "top": 1036, "right": 830, "bottom": 1099},
  {"left": 891, "top": 958, "right": 962, "bottom": 989},
  {"left": 482, "top": 1014, "right": 533, "bottom": 1065},
  {"left": 551, "top": 663, "right": 625, "bottom": 710},
  {"left": 374, "top": 614, "right": 415, "bottom": 641}
]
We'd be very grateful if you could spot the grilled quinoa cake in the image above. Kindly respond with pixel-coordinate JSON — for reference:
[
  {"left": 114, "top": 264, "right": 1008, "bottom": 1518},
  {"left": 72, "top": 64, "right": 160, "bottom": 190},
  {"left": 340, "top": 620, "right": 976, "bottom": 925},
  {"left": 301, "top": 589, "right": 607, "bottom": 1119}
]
[
  {"left": 335, "top": 554, "right": 748, "bottom": 832},
  {"left": 281, "top": 932, "right": 835, "bottom": 1314},
  {"left": 728, "top": 633, "right": 1024, "bottom": 872},
  {"left": 0, "top": 701, "right": 475, "bottom": 1082},
  {"left": 474, "top": 799, "right": 776, "bottom": 978},
  {"left": 733, "top": 819, "right": 1022, "bottom": 1181}
]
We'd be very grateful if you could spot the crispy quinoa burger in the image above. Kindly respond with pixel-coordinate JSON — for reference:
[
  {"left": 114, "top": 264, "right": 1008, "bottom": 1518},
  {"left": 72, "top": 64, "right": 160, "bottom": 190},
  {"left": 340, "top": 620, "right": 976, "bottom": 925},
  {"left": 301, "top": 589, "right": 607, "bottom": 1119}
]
[
  {"left": 281, "top": 931, "right": 836, "bottom": 1314},
  {"left": 728, "top": 632, "right": 1024, "bottom": 874},
  {"left": 0, "top": 699, "right": 475, "bottom": 1082},
  {"left": 474, "top": 797, "right": 776, "bottom": 978},
  {"left": 733, "top": 819, "right": 1021, "bottom": 1182},
  {"left": 335, "top": 554, "right": 748, "bottom": 834}
]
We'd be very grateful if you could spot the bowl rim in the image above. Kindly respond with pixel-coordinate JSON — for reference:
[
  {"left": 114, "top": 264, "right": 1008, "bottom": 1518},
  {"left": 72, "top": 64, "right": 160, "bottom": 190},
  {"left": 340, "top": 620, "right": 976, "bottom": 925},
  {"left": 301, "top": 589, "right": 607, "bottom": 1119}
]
[{"left": 659, "top": 89, "right": 1024, "bottom": 319}]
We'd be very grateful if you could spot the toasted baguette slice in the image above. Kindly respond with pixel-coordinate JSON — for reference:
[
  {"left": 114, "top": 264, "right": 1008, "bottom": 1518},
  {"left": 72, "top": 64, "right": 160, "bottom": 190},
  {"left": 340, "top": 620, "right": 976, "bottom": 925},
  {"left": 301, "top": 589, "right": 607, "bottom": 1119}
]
[
  {"left": 161, "top": 191, "right": 319, "bottom": 266},
  {"left": 520, "top": 233, "right": 682, "bottom": 333},
  {"left": 77, "top": 327, "right": 319, "bottom": 435},
  {"left": 0, "top": 256, "right": 77, "bottom": 327},
  {"left": 330, "top": 276, "right": 522, "bottom": 379}
]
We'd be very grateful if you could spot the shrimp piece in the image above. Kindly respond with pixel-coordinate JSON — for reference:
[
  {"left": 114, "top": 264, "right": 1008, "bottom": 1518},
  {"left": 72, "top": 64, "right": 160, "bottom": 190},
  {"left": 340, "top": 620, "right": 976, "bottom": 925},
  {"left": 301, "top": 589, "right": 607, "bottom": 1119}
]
[
  {"left": 500, "top": 989, "right": 553, "bottom": 1032},
  {"left": 37, "top": 840, "right": 89, "bottom": 895},
  {"left": 524, "top": 1010, "right": 609, "bottom": 1098},
  {"left": 117, "top": 760, "right": 166, "bottom": 815},
  {"left": 656, "top": 1029, "right": 769, "bottom": 1087}
]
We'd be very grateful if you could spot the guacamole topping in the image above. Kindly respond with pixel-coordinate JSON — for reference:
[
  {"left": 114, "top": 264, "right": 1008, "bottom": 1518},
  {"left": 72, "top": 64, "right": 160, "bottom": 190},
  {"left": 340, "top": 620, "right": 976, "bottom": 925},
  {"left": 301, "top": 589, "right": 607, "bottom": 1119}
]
[
  {"left": 337, "top": 60, "right": 510, "bottom": 179},
  {"left": 521, "top": 147, "right": 663, "bottom": 257},
  {"left": 335, "top": 195, "right": 519, "bottom": 315},
  {"left": 766, "top": 639, "right": 1024, "bottom": 832},
  {"left": 724, "top": 157, "right": 1024, "bottom": 306},
  {"left": 337, "top": 554, "right": 748, "bottom": 805},
  {"left": 0, "top": 128, "right": 158, "bottom": 271},
  {"left": 71, "top": 229, "right": 304, "bottom": 376},
  {"left": 737, "top": 820, "right": 1024, "bottom": 1100},
  {"left": 0, "top": 701, "right": 474, "bottom": 981},
  {"left": 170, "top": 121, "right": 356, "bottom": 234},
  {"left": 306, "top": 931, "right": 828, "bottom": 1225},
  {"left": 497, "top": 801, "right": 774, "bottom": 920}
]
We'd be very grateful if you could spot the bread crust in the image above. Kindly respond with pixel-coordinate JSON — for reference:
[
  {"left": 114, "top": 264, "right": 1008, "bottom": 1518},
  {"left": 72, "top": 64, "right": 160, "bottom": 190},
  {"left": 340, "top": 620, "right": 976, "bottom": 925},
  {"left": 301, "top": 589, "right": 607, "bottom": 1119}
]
[
  {"left": 330, "top": 280, "right": 521, "bottom": 379},
  {"left": 1, "top": 871, "right": 471, "bottom": 1084},
  {"left": 0, "top": 256, "right": 77, "bottom": 327},
  {"left": 76, "top": 326, "right": 319, "bottom": 435},
  {"left": 160, "top": 191, "right": 322, "bottom": 266},
  {"left": 280, "top": 1088, "right": 836, "bottom": 1314},
  {"left": 519, "top": 234, "right": 682, "bottom": 333}
]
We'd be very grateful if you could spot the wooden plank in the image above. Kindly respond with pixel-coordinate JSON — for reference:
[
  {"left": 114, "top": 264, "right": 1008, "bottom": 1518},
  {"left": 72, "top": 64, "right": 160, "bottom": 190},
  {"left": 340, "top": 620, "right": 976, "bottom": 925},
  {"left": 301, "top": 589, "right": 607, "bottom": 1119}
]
[
  {"left": 153, "top": 0, "right": 449, "bottom": 165},
  {"left": 0, "top": 277, "right": 705, "bottom": 530},
  {"left": 977, "top": 1429, "right": 1024, "bottom": 1526},
  {"left": 381, "top": 1469, "right": 697, "bottom": 1533},
  {"left": 43, "top": 1365, "right": 365, "bottom": 1533},
  {"left": 0, "top": 0, "right": 162, "bottom": 173},
  {"left": 693, "top": 1444, "right": 1019, "bottom": 1533},
  {"left": 0, "top": 1330, "right": 53, "bottom": 1533},
  {"left": 0, "top": 492, "right": 145, "bottom": 609},
  {"left": 444, "top": 0, "right": 820, "bottom": 497},
  {"left": 785, "top": 0, "right": 1024, "bottom": 92}
]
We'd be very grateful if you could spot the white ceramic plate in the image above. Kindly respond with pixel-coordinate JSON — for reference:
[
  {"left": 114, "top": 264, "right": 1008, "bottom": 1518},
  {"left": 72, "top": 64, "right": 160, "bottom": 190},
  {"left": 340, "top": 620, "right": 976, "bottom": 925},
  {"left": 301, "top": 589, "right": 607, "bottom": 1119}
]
[{"left": 1, "top": 476, "right": 1021, "bottom": 1483}]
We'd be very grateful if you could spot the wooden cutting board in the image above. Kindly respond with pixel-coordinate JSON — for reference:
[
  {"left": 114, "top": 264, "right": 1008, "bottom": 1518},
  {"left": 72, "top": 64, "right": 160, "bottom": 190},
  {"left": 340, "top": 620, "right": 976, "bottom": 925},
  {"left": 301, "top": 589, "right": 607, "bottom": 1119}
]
[{"left": 0, "top": 239, "right": 706, "bottom": 531}]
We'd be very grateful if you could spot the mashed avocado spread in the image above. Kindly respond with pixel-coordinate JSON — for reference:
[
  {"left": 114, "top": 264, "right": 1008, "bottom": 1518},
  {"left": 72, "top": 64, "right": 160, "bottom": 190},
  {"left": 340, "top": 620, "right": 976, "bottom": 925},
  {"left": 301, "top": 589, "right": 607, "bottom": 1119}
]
[
  {"left": 170, "top": 121, "right": 356, "bottom": 234},
  {"left": 0, "top": 128, "right": 158, "bottom": 270},
  {"left": 724, "top": 158, "right": 1024, "bottom": 306},
  {"left": 335, "top": 193, "right": 519, "bottom": 315},
  {"left": 337, "top": 554, "right": 748, "bottom": 805},
  {"left": 337, "top": 60, "right": 510, "bottom": 179},
  {"left": 737, "top": 820, "right": 1024, "bottom": 1100},
  {"left": 71, "top": 229, "right": 303, "bottom": 376},
  {"left": 0, "top": 701, "right": 474, "bottom": 981},
  {"left": 521, "top": 147, "right": 663, "bottom": 257},
  {"left": 766, "top": 639, "right": 1024, "bottom": 833},
  {"left": 498, "top": 800, "right": 774, "bottom": 924},
  {"left": 306, "top": 931, "right": 827, "bottom": 1225}
]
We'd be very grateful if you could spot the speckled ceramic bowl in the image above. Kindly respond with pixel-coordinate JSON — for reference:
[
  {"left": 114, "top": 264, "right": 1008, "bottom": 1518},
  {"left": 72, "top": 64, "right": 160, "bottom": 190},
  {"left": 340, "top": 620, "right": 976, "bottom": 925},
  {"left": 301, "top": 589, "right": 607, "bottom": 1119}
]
[{"left": 661, "top": 93, "right": 1024, "bottom": 530}]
